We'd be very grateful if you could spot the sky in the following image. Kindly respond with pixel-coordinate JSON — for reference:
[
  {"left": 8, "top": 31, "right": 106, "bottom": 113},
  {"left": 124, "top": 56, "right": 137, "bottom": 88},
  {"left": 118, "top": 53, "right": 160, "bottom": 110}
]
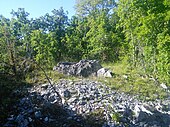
[{"left": 0, "top": 0, "right": 76, "bottom": 19}]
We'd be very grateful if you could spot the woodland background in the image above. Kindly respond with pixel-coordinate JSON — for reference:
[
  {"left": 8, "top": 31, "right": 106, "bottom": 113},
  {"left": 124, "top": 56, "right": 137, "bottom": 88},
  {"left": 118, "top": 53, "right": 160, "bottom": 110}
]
[{"left": 0, "top": 0, "right": 169, "bottom": 84}]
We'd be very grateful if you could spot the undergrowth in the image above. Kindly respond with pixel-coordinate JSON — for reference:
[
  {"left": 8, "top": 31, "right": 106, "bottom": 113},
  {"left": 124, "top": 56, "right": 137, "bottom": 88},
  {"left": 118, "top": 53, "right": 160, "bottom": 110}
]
[
  {"left": 0, "top": 74, "right": 31, "bottom": 124},
  {"left": 98, "top": 62, "right": 168, "bottom": 101}
]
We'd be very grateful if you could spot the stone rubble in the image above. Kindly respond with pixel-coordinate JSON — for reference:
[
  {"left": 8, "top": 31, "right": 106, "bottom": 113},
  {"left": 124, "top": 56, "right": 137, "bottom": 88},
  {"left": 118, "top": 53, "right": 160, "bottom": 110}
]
[
  {"left": 4, "top": 79, "right": 170, "bottom": 127},
  {"left": 53, "top": 59, "right": 113, "bottom": 77}
]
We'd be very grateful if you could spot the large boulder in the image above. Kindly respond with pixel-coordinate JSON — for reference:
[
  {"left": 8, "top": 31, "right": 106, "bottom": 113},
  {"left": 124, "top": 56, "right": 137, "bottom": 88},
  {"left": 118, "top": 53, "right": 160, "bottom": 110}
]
[
  {"left": 53, "top": 60, "right": 102, "bottom": 77},
  {"left": 97, "top": 68, "right": 114, "bottom": 78}
]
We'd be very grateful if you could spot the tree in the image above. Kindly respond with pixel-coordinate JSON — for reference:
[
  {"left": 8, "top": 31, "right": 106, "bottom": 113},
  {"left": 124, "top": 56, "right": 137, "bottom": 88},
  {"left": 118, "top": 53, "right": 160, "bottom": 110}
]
[
  {"left": 0, "top": 15, "right": 17, "bottom": 75},
  {"left": 10, "top": 8, "right": 34, "bottom": 59},
  {"left": 65, "top": 16, "right": 89, "bottom": 61},
  {"left": 29, "top": 8, "right": 69, "bottom": 64},
  {"left": 37, "top": 8, "right": 68, "bottom": 62},
  {"left": 75, "top": 0, "right": 116, "bottom": 17},
  {"left": 117, "top": 0, "right": 170, "bottom": 83},
  {"left": 74, "top": 0, "right": 121, "bottom": 61},
  {"left": 30, "top": 30, "right": 53, "bottom": 66}
]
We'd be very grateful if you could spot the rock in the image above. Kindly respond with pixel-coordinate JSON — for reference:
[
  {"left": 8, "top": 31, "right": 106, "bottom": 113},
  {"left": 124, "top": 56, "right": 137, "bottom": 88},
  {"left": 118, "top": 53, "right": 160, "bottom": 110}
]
[
  {"left": 54, "top": 60, "right": 102, "bottom": 77},
  {"left": 27, "top": 109, "right": 33, "bottom": 114},
  {"left": 67, "top": 97, "right": 78, "bottom": 104},
  {"left": 54, "top": 60, "right": 114, "bottom": 78},
  {"left": 79, "top": 100, "right": 87, "bottom": 105},
  {"left": 44, "top": 117, "right": 49, "bottom": 122},
  {"left": 53, "top": 66, "right": 57, "bottom": 71},
  {"left": 7, "top": 115, "right": 14, "bottom": 121},
  {"left": 16, "top": 114, "right": 24, "bottom": 123},
  {"left": 97, "top": 68, "right": 113, "bottom": 78},
  {"left": 28, "top": 117, "right": 32, "bottom": 122},
  {"left": 137, "top": 111, "right": 150, "bottom": 122},
  {"left": 160, "top": 83, "right": 168, "bottom": 89},
  {"left": 67, "top": 116, "right": 72, "bottom": 120},
  {"left": 122, "top": 75, "right": 128, "bottom": 79},
  {"left": 97, "top": 68, "right": 106, "bottom": 77},
  {"left": 23, "top": 119, "right": 29, "bottom": 127},
  {"left": 34, "top": 111, "right": 42, "bottom": 118},
  {"left": 3, "top": 122, "right": 13, "bottom": 127},
  {"left": 64, "top": 89, "right": 71, "bottom": 98},
  {"left": 104, "top": 70, "right": 113, "bottom": 78}
]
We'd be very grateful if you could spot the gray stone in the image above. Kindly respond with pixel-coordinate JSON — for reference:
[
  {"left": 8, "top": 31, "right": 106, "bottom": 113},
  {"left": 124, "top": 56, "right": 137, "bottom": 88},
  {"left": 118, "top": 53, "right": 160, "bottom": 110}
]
[
  {"left": 27, "top": 109, "right": 33, "bottom": 114},
  {"left": 97, "top": 68, "right": 113, "bottom": 77},
  {"left": 53, "top": 60, "right": 102, "bottom": 77},
  {"left": 34, "top": 111, "right": 42, "bottom": 118},
  {"left": 67, "top": 117, "right": 72, "bottom": 120},
  {"left": 160, "top": 83, "right": 168, "bottom": 89},
  {"left": 64, "top": 89, "right": 71, "bottom": 98},
  {"left": 137, "top": 111, "right": 150, "bottom": 122},
  {"left": 69, "top": 88, "right": 77, "bottom": 94},
  {"left": 7, "top": 115, "right": 14, "bottom": 121},
  {"left": 16, "top": 114, "right": 24, "bottom": 123},
  {"left": 28, "top": 117, "right": 32, "bottom": 122},
  {"left": 67, "top": 97, "right": 77, "bottom": 103},
  {"left": 79, "top": 101, "right": 87, "bottom": 105},
  {"left": 44, "top": 117, "right": 49, "bottom": 122},
  {"left": 104, "top": 70, "right": 113, "bottom": 77},
  {"left": 23, "top": 119, "right": 29, "bottom": 127},
  {"left": 97, "top": 68, "right": 106, "bottom": 77},
  {"left": 4, "top": 121, "right": 14, "bottom": 127}
]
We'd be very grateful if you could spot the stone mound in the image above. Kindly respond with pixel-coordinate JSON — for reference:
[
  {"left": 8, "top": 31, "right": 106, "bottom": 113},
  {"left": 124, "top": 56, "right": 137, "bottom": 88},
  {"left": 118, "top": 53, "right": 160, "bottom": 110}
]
[{"left": 53, "top": 59, "right": 114, "bottom": 77}]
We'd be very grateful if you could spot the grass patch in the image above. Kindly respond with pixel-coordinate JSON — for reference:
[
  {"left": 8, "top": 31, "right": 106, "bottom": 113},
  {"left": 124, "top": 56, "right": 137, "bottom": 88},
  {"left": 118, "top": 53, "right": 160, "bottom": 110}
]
[
  {"left": 26, "top": 69, "right": 79, "bottom": 85},
  {"left": 97, "top": 62, "right": 168, "bottom": 101},
  {"left": 111, "top": 112, "right": 121, "bottom": 122}
]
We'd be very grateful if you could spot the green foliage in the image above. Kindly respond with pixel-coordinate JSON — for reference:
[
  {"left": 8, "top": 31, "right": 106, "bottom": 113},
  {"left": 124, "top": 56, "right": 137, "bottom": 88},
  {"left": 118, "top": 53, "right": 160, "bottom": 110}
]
[
  {"left": 64, "top": 16, "right": 87, "bottom": 61},
  {"left": 111, "top": 112, "right": 121, "bottom": 122},
  {"left": 30, "top": 30, "right": 53, "bottom": 66},
  {"left": 75, "top": 0, "right": 116, "bottom": 17},
  {"left": 117, "top": 0, "right": 170, "bottom": 84},
  {"left": 157, "top": 33, "right": 170, "bottom": 84},
  {"left": 74, "top": 0, "right": 122, "bottom": 62}
]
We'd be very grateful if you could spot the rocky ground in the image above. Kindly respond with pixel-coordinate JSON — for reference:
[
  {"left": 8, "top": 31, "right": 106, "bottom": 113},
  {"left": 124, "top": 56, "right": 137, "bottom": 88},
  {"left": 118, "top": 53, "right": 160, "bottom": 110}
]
[{"left": 3, "top": 79, "right": 170, "bottom": 127}]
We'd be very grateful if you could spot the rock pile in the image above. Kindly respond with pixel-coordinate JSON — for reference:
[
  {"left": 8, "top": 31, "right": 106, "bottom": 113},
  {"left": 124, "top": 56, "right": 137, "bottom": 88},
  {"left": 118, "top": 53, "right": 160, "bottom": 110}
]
[
  {"left": 4, "top": 80, "right": 170, "bottom": 127},
  {"left": 53, "top": 60, "right": 113, "bottom": 77}
]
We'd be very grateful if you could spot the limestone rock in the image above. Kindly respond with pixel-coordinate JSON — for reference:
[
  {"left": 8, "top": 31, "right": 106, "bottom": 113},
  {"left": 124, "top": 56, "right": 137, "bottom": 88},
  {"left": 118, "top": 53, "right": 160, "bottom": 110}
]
[
  {"left": 97, "top": 68, "right": 113, "bottom": 77},
  {"left": 54, "top": 60, "right": 102, "bottom": 77}
]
